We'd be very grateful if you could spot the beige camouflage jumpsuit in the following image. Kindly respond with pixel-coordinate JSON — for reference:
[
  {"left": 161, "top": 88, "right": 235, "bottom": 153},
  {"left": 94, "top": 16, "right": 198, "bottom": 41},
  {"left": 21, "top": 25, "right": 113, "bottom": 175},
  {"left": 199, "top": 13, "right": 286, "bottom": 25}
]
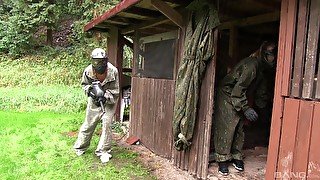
[{"left": 74, "top": 62, "right": 119, "bottom": 154}]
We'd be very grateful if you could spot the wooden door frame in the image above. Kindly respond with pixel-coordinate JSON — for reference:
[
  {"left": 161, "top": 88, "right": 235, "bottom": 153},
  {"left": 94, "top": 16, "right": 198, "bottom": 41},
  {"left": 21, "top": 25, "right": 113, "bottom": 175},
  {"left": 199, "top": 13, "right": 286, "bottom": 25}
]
[{"left": 265, "top": 0, "right": 298, "bottom": 179}]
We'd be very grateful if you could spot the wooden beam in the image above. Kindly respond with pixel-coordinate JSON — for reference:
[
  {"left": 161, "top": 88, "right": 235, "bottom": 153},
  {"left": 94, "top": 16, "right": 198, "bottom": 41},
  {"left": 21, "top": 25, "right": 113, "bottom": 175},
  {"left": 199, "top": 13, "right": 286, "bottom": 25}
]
[
  {"left": 244, "top": 0, "right": 280, "bottom": 11},
  {"left": 228, "top": 26, "right": 238, "bottom": 60},
  {"left": 123, "top": 6, "right": 162, "bottom": 18},
  {"left": 151, "top": 0, "right": 184, "bottom": 28},
  {"left": 123, "top": 68, "right": 132, "bottom": 73},
  {"left": 219, "top": 11, "right": 280, "bottom": 30},
  {"left": 140, "top": 30, "right": 177, "bottom": 44},
  {"left": 121, "top": 36, "right": 133, "bottom": 49},
  {"left": 121, "top": 16, "right": 171, "bottom": 35},
  {"left": 84, "top": 0, "right": 140, "bottom": 32}
]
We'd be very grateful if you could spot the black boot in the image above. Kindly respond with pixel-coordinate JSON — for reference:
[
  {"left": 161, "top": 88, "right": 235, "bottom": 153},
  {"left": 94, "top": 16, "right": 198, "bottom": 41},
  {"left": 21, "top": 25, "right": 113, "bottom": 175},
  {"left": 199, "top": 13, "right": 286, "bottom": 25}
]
[
  {"left": 218, "top": 161, "right": 229, "bottom": 176},
  {"left": 232, "top": 159, "right": 244, "bottom": 171}
]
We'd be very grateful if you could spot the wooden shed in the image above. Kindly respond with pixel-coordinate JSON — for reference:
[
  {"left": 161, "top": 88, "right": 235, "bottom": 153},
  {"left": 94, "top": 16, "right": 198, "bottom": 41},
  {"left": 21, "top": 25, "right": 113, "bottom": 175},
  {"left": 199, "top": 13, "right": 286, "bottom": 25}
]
[{"left": 84, "top": 0, "right": 320, "bottom": 179}]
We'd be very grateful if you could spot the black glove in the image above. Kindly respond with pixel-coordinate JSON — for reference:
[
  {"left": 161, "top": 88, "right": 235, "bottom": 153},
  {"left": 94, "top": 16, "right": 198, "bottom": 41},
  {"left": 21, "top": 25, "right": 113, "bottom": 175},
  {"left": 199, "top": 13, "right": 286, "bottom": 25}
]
[
  {"left": 244, "top": 108, "right": 258, "bottom": 121},
  {"left": 94, "top": 96, "right": 106, "bottom": 107}
]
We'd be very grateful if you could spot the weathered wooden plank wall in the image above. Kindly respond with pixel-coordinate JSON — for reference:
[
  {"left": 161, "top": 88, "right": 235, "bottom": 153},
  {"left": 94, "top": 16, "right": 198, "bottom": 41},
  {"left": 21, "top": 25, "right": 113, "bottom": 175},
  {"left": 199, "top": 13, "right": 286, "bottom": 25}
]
[
  {"left": 172, "top": 29, "right": 218, "bottom": 179},
  {"left": 268, "top": 0, "right": 320, "bottom": 179},
  {"left": 277, "top": 98, "right": 299, "bottom": 175},
  {"left": 308, "top": 102, "right": 320, "bottom": 179},
  {"left": 130, "top": 77, "right": 175, "bottom": 158},
  {"left": 275, "top": 99, "right": 320, "bottom": 179},
  {"left": 302, "top": 0, "right": 320, "bottom": 99},
  {"left": 266, "top": 0, "right": 291, "bottom": 178},
  {"left": 291, "top": 0, "right": 309, "bottom": 97}
]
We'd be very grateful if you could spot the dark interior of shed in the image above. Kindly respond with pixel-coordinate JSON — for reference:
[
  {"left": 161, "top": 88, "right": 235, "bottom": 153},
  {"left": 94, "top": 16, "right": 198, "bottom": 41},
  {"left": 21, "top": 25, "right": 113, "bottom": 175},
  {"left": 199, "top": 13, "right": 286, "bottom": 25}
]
[
  {"left": 215, "top": 0, "right": 280, "bottom": 147},
  {"left": 208, "top": 0, "right": 281, "bottom": 178},
  {"left": 214, "top": 21, "right": 279, "bottom": 149}
]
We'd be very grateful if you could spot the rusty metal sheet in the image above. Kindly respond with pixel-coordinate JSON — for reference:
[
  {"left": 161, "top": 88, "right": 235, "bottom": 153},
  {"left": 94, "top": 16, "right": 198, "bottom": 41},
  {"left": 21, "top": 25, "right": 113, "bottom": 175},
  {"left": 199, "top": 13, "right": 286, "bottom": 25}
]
[
  {"left": 302, "top": 0, "right": 320, "bottom": 99},
  {"left": 308, "top": 102, "right": 320, "bottom": 179},
  {"left": 291, "top": 0, "right": 309, "bottom": 97},
  {"left": 277, "top": 98, "right": 300, "bottom": 176},
  {"left": 292, "top": 100, "right": 314, "bottom": 175}
]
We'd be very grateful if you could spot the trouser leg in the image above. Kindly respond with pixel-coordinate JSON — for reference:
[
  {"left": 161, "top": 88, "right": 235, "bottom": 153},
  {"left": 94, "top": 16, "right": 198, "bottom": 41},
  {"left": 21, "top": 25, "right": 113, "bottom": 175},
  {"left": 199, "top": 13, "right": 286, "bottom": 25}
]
[
  {"left": 214, "top": 117, "right": 239, "bottom": 162},
  {"left": 231, "top": 119, "right": 244, "bottom": 160},
  {"left": 74, "top": 104, "right": 101, "bottom": 151},
  {"left": 213, "top": 90, "right": 240, "bottom": 162},
  {"left": 95, "top": 104, "right": 116, "bottom": 153}
]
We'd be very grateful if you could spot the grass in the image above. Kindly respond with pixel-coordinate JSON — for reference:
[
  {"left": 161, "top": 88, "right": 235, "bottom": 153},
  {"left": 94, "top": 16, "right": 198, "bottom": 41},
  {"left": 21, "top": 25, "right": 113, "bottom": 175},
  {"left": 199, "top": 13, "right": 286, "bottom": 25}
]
[
  {"left": 0, "top": 55, "right": 155, "bottom": 180},
  {"left": 0, "top": 86, "right": 86, "bottom": 113},
  {"left": 0, "top": 111, "right": 155, "bottom": 180}
]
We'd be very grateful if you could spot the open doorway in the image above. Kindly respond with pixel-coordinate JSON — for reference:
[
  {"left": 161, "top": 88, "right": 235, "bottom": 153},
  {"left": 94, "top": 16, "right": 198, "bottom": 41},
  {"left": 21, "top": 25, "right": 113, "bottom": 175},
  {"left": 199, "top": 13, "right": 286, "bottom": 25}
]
[{"left": 208, "top": 19, "right": 280, "bottom": 179}]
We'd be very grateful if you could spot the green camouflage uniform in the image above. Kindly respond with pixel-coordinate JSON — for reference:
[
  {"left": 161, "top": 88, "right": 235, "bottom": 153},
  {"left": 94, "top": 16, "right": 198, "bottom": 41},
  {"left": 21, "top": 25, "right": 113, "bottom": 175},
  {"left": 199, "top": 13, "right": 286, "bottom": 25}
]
[
  {"left": 213, "top": 57, "right": 272, "bottom": 162},
  {"left": 74, "top": 62, "right": 119, "bottom": 154}
]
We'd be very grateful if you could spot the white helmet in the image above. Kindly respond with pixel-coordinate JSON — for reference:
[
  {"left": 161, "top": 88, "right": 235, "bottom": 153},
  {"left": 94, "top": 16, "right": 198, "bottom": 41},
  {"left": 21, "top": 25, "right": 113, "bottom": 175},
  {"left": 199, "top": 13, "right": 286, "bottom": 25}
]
[{"left": 91, "top": 48, "right": 107, "bottom": 59}]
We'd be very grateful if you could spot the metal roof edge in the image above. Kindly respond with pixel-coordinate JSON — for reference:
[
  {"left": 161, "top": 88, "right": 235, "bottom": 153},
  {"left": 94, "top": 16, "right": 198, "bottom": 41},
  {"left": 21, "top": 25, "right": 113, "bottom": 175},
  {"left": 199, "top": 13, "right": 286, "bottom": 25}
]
[{"left": 84, "top": 0, "right": 142, "bottom": 32}]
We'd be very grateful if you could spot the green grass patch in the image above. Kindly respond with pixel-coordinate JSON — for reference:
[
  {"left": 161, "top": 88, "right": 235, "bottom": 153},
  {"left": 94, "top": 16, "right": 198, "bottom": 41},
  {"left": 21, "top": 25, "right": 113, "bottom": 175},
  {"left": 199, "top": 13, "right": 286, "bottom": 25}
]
[
  {"left": 0, "top": 86, "right": 86, "bottom": 113},
  {"left": 0, "top": 111, "right": 155, "bottom": 180}
]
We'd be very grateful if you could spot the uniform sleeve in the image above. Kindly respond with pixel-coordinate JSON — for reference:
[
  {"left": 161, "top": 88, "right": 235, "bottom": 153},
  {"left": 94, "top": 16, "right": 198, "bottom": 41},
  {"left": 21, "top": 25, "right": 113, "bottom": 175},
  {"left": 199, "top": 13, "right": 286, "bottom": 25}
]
[
  {"left": 230, "top": 64, "right": 257, "bottom": 112},
  {"left": 81, "top": 70, "right": 92, "bottom": 96},
  {"left": 104, "top": 69, "right": 120, "bottom": 104}
]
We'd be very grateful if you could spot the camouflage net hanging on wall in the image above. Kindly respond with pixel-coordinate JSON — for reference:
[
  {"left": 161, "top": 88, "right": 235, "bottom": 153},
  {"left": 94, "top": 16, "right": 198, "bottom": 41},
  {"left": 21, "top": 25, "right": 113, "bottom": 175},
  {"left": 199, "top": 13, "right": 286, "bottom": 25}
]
[{"left": 173, "top": 0, "right": 220, "bottom": 151}]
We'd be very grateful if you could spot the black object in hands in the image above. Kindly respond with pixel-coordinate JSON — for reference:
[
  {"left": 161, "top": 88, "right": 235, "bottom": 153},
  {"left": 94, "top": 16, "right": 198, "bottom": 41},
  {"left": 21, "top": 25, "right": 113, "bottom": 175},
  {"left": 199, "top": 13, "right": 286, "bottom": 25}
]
[
  {"left": 89, "top": 81, "right": 106, "bottom": 113},
  {"left": 244, "top": 108, "right": 258, "bottom": 121}
]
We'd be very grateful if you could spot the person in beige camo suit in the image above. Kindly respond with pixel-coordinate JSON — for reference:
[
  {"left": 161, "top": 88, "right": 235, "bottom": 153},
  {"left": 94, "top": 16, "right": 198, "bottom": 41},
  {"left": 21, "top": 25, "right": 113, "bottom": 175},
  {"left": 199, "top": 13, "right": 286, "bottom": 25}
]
[
  {"left": 213, "top": 41, "right": 277, "bottom": 175},
  {"left": 74, "top": 48, "right": 119, "bottom": 163}
]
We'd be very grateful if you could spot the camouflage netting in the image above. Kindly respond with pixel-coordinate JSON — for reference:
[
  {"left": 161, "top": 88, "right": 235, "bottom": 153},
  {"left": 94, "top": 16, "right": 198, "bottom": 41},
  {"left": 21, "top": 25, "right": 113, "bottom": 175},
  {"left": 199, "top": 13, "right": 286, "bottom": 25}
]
[{"left": 173, "top": 0, "right": 220, "bottom": 151}]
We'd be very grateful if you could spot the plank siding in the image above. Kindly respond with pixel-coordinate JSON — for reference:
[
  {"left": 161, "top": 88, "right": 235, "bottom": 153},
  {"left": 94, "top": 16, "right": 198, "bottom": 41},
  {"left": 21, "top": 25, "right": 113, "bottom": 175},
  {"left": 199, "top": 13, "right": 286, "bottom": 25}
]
[
  {"left": 171, "top": 29, "right": 217, "bottom": 179},
  {"left": 291, "top": 0, "right": 309, "bottom": 97},
  {"left": 130, "top": 77, "right": 174, "bottom": 158},
  {"left": 277, "top": 98, "right": 300, "bottom": 177},
  {"left": 292, "top": 100, "right": 314, "bottom": 177},
  {"left": 308, "top": 102, "right": 320, "bottom": 179},
  {"left": 265, "top": 0, "right": 289, "bottom": 178},
  {"left": 302, "top": 0, "right": 320, "bottom": 99},
  {"left": 281, "top": 0, "right": 298, "bottom": 96}
]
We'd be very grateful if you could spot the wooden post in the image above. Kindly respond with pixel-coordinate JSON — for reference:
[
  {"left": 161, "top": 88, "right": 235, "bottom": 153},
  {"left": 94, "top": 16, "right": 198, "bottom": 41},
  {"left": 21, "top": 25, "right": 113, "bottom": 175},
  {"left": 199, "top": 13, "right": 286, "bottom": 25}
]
[
  {"left": 133, "top": 30, "right": 140, "bottom": 76},
  {"left": 265, "top": 0, "right": 289, "bottom": 179},
  {"left": 107, "top": 26, "right": 122, "bottom": 121},
  {"left": 228, "top": 26, "right": 238, "bottom": 61}
]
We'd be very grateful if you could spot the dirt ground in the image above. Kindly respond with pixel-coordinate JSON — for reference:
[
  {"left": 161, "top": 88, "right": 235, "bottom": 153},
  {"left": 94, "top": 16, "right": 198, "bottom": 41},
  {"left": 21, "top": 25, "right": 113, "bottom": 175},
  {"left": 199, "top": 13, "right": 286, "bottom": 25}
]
[
  {"left": 115, "top": 135, "right": 195, "bottom": 180},
  {"left": 115, "top": 132, "right": 267, "bottom": 180}
]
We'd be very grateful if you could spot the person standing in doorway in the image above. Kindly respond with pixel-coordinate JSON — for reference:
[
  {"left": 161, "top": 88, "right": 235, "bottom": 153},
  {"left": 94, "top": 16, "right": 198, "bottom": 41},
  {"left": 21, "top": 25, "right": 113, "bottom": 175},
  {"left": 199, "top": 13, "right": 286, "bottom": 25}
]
[
  {"left": 74, "top": 48, "right": 119, "bottom": 163},
  {"left": 213, "top": 41, "right": 277, "bottom": 175}
]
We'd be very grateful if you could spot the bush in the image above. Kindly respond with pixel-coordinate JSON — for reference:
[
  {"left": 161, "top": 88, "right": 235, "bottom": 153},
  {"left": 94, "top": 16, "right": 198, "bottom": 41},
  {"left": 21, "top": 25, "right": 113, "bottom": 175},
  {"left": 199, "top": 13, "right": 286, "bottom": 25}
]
[{"left": 0, "top": 48, "right": 89, "bottom": 88}]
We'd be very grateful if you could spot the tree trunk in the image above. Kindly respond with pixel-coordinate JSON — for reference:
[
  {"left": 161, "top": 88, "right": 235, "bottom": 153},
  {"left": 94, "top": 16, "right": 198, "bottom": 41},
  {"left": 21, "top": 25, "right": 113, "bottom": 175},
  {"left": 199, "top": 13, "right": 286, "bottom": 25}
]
[{"left": 46, "top": 0, "right": 54, "bottom": 46}]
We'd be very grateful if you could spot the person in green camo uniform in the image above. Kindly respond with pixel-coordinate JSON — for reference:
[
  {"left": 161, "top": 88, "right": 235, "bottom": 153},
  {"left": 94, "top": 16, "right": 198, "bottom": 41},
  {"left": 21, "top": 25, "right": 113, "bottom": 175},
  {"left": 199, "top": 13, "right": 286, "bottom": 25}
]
[
  {"left": 213, "top": 41, "right": 277, "bottom": 175},
  {"left": 74, "top": 48, "right": 119, "bottom": 163}
]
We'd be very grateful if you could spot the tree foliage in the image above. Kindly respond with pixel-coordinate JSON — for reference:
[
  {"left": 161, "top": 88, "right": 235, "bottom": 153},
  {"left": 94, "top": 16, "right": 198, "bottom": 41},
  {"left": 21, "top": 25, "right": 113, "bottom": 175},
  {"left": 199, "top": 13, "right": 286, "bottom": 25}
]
[{"left": 0, "top": 0, "right": 119, "bottom": 56}]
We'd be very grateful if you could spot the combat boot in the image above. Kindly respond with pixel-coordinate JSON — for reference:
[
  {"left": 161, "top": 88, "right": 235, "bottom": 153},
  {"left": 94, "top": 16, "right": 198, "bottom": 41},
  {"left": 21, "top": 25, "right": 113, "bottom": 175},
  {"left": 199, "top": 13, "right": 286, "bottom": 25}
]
[
  {"left": 218, "top": 161, "right": 229, "bottom": 176},
  {"left": 232, "top": 159, "right": 244, "bottom": 171}
]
